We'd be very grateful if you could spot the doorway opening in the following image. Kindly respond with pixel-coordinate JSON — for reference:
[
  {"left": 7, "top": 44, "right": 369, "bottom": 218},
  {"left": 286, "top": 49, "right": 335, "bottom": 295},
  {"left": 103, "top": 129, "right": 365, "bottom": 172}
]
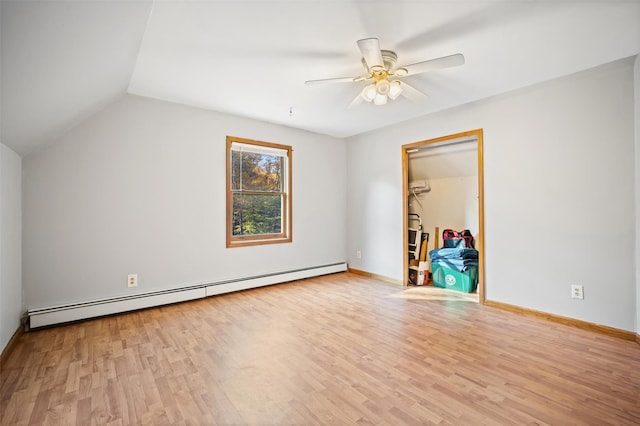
[{"left": 402, "top": 129, "right": 485, "bottom": 303}]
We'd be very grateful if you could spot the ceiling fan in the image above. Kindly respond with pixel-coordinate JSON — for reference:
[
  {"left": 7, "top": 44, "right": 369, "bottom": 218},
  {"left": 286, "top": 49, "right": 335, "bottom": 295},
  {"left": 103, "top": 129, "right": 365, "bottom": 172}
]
[{"left": 305, "top": 38, "right": 464, "bottom": 108}]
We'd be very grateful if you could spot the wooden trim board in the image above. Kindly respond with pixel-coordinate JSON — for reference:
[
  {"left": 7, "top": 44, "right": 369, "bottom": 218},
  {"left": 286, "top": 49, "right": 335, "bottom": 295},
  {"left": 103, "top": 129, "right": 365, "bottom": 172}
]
[
  {"left": 348, "top": 268, "right": 403, "bottom": 286},
  {"left": 401, "top": 129, "right": 485, "bottom": 303},
  {"left": 348, "top": 271, "right": 638, "bottom": 346},
  {"left": 0, "top": 327, "right": 24, "bottom": 371},
  {"left": 485, "top": 300, "right": 637, "bottom": 343}
]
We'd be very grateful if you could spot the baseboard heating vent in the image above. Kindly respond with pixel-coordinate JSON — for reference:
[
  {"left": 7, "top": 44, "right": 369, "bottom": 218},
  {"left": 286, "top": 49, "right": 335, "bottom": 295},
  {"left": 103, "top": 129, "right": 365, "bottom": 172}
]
[
  {"left": 27, "top": 287, "right": 207, "bottom": 329},
  {"left": 27, "top": 262, "right": 347, "bottom": 329},
  {"left": 205, "top": 262, "right": 347, "bottom": 297}
]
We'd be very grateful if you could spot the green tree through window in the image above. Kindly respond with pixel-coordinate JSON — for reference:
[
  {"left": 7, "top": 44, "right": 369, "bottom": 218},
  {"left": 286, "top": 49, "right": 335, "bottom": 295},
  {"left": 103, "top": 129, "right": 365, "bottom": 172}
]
[
  {"left": 231, "top": 151, "right": 283, "bottom": 235},
  {"left": 227, "top": 137, "right": 292, "bottom": 247}
]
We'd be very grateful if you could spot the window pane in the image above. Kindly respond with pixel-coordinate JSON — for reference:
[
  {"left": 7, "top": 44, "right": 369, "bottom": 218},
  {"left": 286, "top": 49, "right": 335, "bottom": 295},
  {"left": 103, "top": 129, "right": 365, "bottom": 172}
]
[
  {"left": 231, "top": 151, "right": 282, "bottom": 192},
  {"left": 232, "top": 193, "right": 282, "bottom": 236},
  {"left": 231, "top": 151, "right": 241, "bottom": 190},
  {"left": 227, "top": 136, "right": 291, "bottom": 247}
]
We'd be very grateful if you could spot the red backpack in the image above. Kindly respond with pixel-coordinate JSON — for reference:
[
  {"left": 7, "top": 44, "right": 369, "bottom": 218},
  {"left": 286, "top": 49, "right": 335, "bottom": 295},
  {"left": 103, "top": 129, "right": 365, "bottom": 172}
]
[{"left": 442, "top": 229, "right": 475, "bottom": 249}]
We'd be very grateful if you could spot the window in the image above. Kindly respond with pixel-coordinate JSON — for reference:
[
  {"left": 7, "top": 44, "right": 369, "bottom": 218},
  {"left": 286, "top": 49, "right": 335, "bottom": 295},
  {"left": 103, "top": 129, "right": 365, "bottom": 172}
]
[{"left": 226, "top": 136, "right": 292, "bottom": 247}]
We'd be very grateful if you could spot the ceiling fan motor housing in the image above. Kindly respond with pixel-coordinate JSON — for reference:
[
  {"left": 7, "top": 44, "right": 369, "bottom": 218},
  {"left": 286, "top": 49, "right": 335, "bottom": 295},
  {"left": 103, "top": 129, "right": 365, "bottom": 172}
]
[{"left": 362, "top": 50, "right": 398, "bottom": 74}]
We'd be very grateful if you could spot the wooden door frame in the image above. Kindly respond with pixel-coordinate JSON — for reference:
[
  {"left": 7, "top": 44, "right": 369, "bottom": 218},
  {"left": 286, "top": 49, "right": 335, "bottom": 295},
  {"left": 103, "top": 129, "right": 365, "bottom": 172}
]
[{"left": 402, "top": 129, "right": 485, "bottom": 303}]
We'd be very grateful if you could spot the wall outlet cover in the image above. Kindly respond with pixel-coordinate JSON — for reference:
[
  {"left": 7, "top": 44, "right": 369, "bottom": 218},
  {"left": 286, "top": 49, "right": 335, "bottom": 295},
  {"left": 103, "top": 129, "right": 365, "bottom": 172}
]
[
  {"left": 571, "top": 284, "right": 583, "bottom": 299},
  {"left": 128, "top": 274, "right": 138, "bottom": 288}
]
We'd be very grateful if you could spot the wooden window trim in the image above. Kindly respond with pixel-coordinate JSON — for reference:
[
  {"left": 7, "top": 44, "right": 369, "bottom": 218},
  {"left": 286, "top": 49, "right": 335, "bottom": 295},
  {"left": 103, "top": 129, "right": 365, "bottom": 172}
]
[{"left": 226, "top": 136, "right": 292, "bottom": 248}]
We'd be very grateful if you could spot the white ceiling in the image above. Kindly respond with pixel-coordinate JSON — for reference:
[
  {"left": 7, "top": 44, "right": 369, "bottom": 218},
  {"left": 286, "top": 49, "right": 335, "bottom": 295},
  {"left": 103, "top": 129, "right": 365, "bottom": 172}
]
[{"left": 1, "top": 1, "right": 639, "bottom": 157}]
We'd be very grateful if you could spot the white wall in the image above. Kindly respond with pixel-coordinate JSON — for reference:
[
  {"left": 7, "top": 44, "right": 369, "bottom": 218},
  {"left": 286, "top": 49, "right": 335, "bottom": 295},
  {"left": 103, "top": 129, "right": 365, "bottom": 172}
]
[
  {"left": 635, "top": 55, "right": 640, "bottom": 335},
  {"left": 1, "top": 143, "right": 22, "bottom": 351},
  {"left": 347, "top": 57, "right": 636, "bottom": 331},
  {"left": 22, "top": 95, "right": 347, "bottom": 309},
  {"left": 408, "top": 176, "right": 479, "bottom": 249}
]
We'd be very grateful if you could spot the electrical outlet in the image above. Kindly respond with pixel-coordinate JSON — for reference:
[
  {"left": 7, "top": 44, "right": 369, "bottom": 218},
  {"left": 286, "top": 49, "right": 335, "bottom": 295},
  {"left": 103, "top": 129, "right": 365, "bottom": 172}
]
[
  {"left": 356, "top": 250, "right": 362, "bottom": 259},
  {"left": 128, "top": 274, "right": 138, "bottom": 288},
  {"left": 571, "top": 284, "right": 583, "bottom": 300}
]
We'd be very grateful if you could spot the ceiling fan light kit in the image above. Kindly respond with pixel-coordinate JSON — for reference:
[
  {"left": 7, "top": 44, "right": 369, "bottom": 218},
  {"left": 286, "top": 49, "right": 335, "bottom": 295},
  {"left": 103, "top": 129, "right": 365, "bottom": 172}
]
[
  {"left": 305, "top": 38, "right": 464, "bottom": 108},
  {"left": 362, "top": 77, "right": 400, "bottom": 105}
]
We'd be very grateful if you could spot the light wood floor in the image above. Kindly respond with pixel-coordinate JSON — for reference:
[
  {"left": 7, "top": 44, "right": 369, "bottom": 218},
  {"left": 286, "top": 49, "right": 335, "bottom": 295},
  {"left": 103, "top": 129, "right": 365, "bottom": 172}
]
[{"left": 1, "top": 272, "right": 639, "bottom": 425}]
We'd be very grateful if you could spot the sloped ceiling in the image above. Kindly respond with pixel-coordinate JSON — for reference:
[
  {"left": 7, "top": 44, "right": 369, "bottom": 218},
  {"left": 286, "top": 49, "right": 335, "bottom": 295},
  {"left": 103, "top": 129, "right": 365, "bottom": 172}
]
[
  {"left": 1, "top": 0, "right": 639, "bottom": 157},
  {"left": 0, "top": 1, "right": 153, "bottom": 156}
]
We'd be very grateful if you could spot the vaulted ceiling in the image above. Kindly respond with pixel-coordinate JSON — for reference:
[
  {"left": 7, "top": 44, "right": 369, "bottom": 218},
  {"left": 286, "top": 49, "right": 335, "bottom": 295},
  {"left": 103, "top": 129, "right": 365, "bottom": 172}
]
[{"left": 2, "top": 1, "right": 639, "bottom": 157}]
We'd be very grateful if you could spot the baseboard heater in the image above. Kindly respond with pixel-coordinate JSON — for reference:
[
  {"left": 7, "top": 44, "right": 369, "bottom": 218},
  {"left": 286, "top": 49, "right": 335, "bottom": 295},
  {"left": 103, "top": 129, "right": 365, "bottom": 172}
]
[{"left": 27, "top": 262, "right": 347, "bottom": 329}]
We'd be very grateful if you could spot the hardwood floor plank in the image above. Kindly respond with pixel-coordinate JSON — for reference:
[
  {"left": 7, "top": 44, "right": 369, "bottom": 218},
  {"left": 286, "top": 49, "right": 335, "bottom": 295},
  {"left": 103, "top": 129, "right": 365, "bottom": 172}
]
[
  {"left": 27, "top": 388, "right": 50, "bottom": 425},
  {"left": 2, "top": 272, "right": 639, "bottom": 425}
]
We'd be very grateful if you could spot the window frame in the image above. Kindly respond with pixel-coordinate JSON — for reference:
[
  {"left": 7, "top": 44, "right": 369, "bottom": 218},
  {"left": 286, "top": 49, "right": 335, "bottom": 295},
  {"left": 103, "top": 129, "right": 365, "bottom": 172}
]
[{"left": 226, "top": 136, "right": 292, "bottom": 248}]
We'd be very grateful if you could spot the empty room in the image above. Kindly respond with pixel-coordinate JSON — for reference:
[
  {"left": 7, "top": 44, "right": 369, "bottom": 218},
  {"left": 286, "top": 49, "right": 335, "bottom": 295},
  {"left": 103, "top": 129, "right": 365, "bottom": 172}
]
[{"left": 1, "top": 1, "right": 639, "bottom": 424}]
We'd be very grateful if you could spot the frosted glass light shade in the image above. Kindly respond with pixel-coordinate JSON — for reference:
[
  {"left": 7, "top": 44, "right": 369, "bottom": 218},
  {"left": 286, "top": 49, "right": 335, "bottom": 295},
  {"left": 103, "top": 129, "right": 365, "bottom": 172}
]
[
  {"left": 388, "top": 80, "right": 402, "bottom": 100},
  {"left": 373, "top": 93, "right": 388, "bottom": 105},
  {"left": 376, "top": 79, "right": 390, "bottom": 95},
  {"left": 361, "top": 84, "right": 377, "bottom": 102}
]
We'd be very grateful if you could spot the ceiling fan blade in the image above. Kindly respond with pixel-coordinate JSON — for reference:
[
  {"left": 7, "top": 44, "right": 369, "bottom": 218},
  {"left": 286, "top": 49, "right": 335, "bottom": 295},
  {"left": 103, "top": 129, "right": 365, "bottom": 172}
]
[
  {"left": 399, "top": 81, "right": 427, "bottom": 102},
  {"left": 305, "top": 76, "right": 360, "bottom": 85},
  {"left": 347, "top": 93, "right": 364, "bottom": 110},
  {"left": 397, "top": 53, "right": 465, "bottom": 76},
  {"left": 357, "top": 38, "right": 384, "bottom": 71}
]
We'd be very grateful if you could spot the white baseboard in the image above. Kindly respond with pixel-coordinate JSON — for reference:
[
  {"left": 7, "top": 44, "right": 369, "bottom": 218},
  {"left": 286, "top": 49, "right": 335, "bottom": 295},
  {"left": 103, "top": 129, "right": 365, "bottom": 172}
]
[
  {"left": 28, "top": 262, "right": 347, "bottom": 329},
  {"left": 206, "top": 262, "right": 347, "bottom": 296}
]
